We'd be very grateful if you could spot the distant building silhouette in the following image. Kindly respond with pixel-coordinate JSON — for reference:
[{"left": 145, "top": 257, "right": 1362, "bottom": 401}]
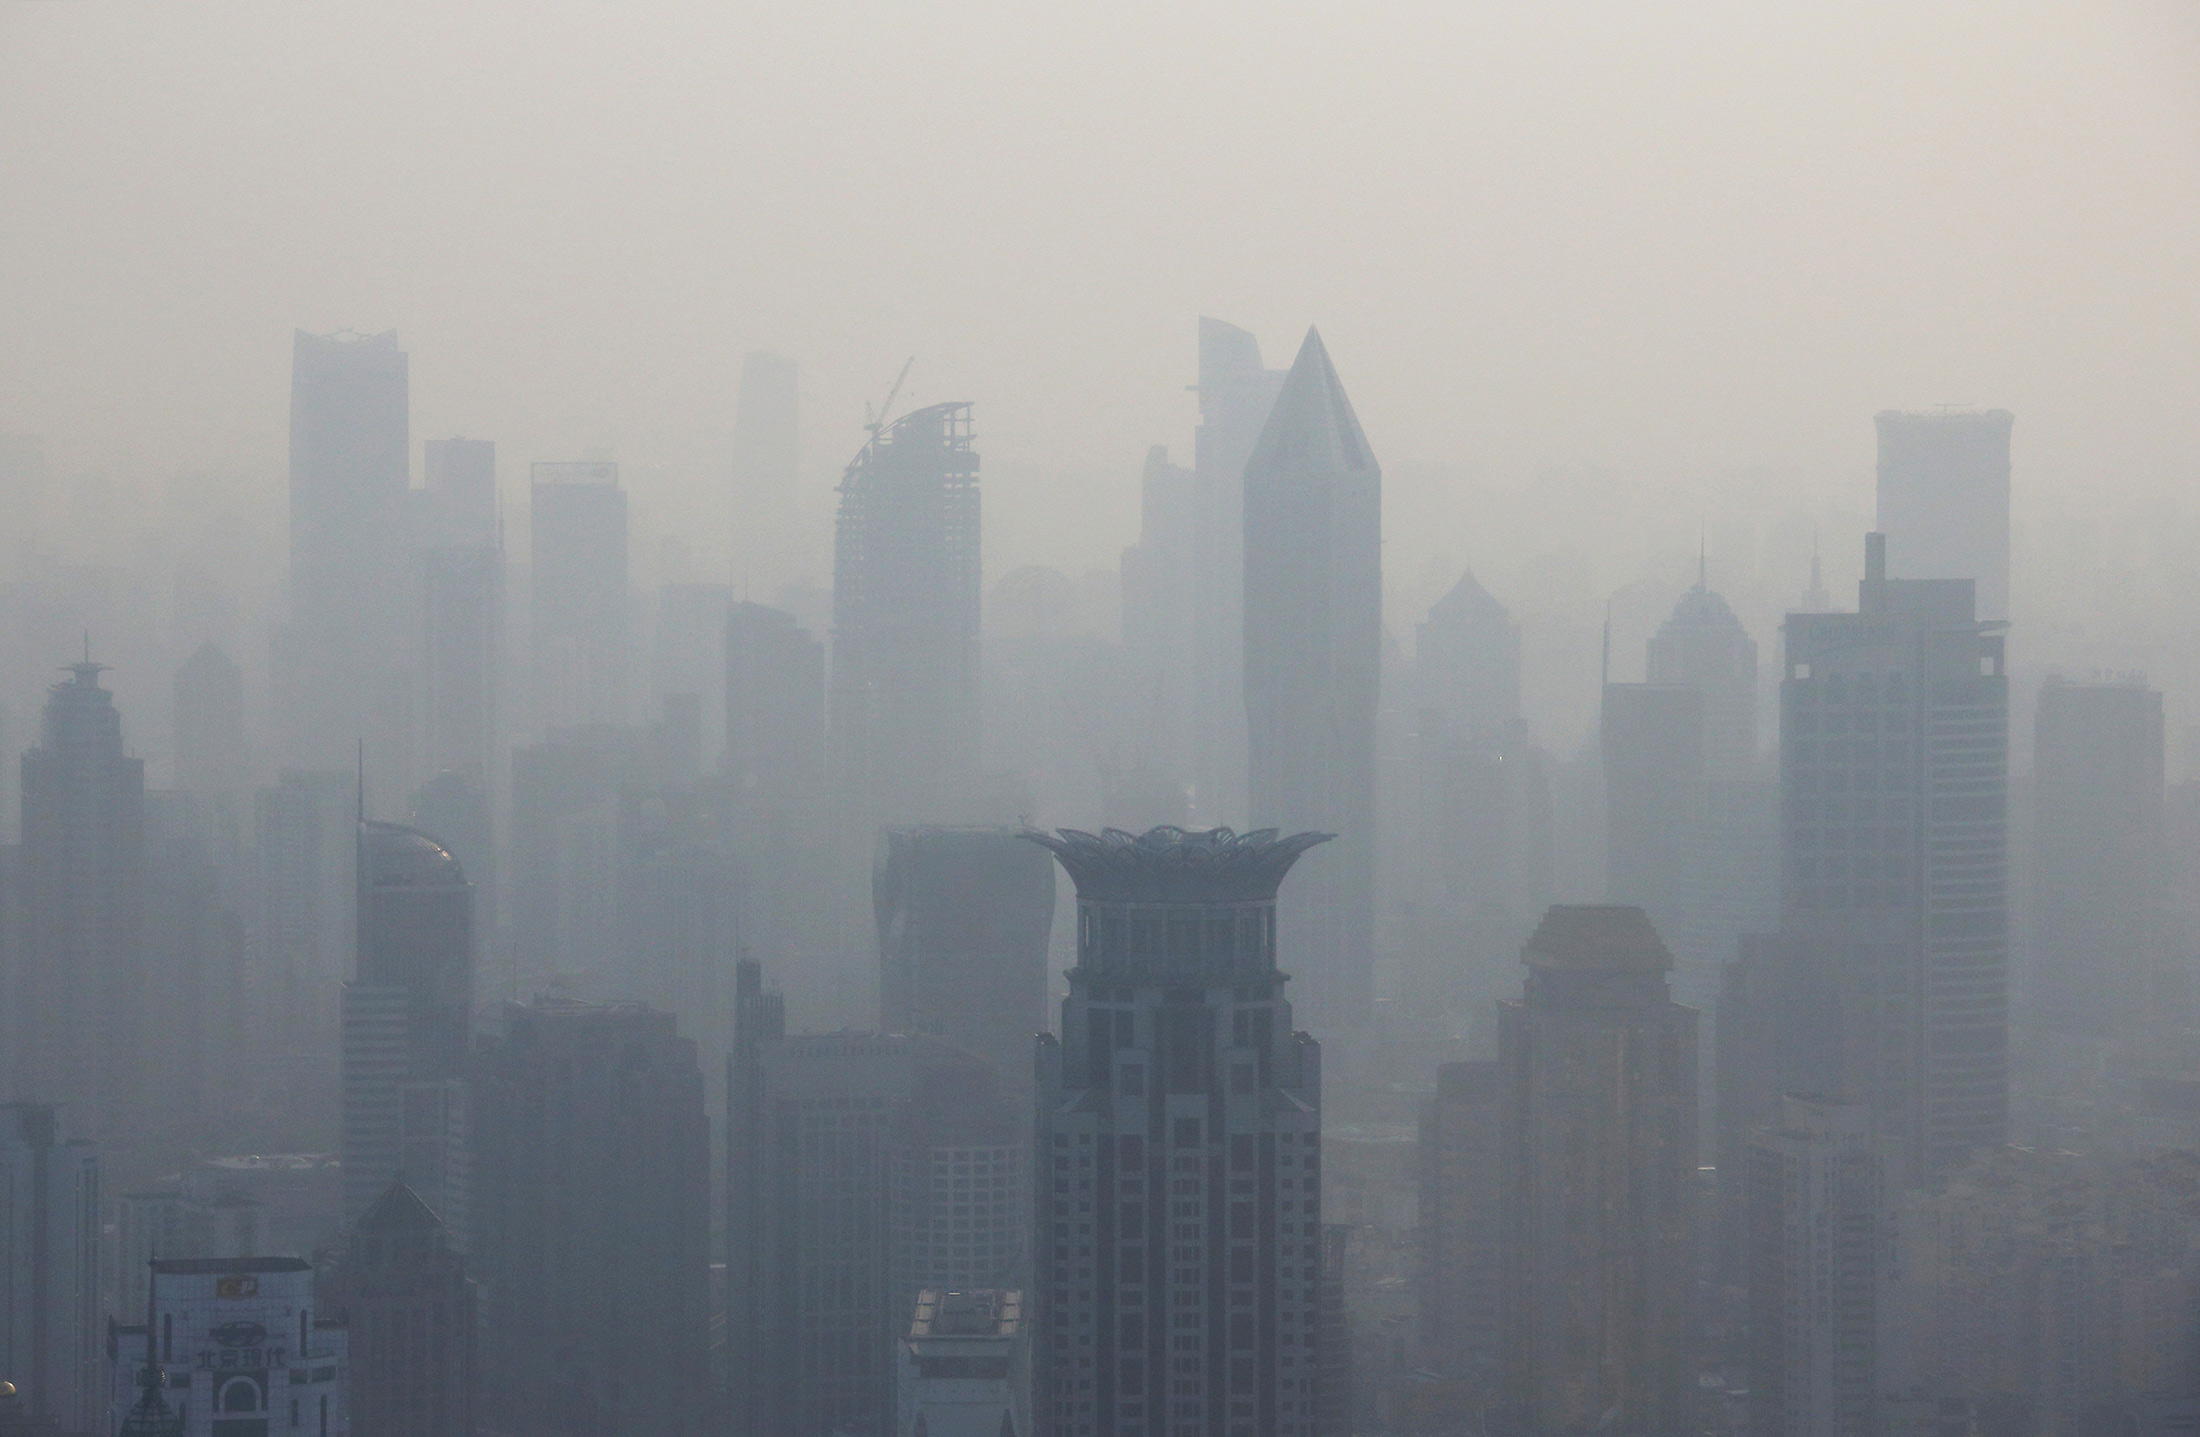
[
  {"left": 1029, "top": 825, "right": 1330, "bottom": 1437},
  {"left": 172, "top": 644, "right": 247, "bottom": 795},
  {"left": 1497, "top": 906, "right": 1697, "bottom": 1435},
  {"left": 13, "top": 661, "right": 147, "bottom": 1159},
  {"left": 420, "top": 543, "right": 501, "bottom": 787},
  {"left": 250, "top": 769, "right": 357, "bottom": 1085},
  {"left": 340, "top": 821, "right": 473, "bottom": 1236},
  {"left": 1600, "top": 682, "right": 1703, "bottom": 952},
  {"left": 727, "top": 601, "right": 824, "bottom": 798},
  {"left": 530, "top": 461, "right": 630, "bottom": 731},
  {"left": 653, "top": 583, "right": 732, "bottom": 773},
  {"left": 472, "top": 999, "right": 708, "bottom": 1437},
  {"left": 1781, "top": 533, "right": 2008, "bottom": 1182},
  {"left": 420, "top": 436, "right": 496, "bottom": 548},
  {"left": 0, "top": 1104, "right": 101, "bottom": 1434},
  {"left": 1417, "top": 1063, "right": 1503, "bottom": 1392},
  {"left": 1120, "top": 444, "right": 1199, "bottom": 796},
  {"left": 1875, "top": 409, "right": 2013, "bottom": 621},
  {"left": 1646, "top": 560, "right": 1758, "bottom": 774},
  {"left": 1190, "top": 318, "right": 1286, "bottom": 825},
  {"left": 875, "top": 826, "right": 1056, "bottom": 1099},
  {"left": 324, "top": 1179, "right": 476, "bottom": 1437},
  {"left": 731, "top": 351, "right": 798, "bottom": 589},
  {"left": 1243, "top": 329, "right": 1382, "bottom": 1032}
]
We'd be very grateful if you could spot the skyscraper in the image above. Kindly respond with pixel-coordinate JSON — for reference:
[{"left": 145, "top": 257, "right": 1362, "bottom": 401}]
[
  {"left": 1599, "top": 683, "right": 1703, "bottom": 956},
  {"left": 323, "top": 1179, "right": 477, "bottom": 1437},
  {"left": 727, "top": 600, "right": 825, "bottom": 799},
  {"left": 1645, "top": 561, "right": 1759, "bottom": 774},
  {"left": 0, "top": 1104, "right": 101, "bottom": 1435},
  {"left": 282, "top": 329, "right": 411, "bottom": 769},
  {"left": 1120, "top": 444, "right": 1199, "bottom": 792},
  {"left": 340, "top": 821, "right": 473, "bottom": 1235},
  {"left": 1497, "top": 906, "right": 1697, "bottom": 1436},
  {"left": 107, "top": 1258, "right": 350, "bottom": 1437},
  {"left": 895, "top": 1289, "right": 1029, "bottom": 1437},
  {"left": 1781, "top": 532, "right": 2008, "bottom": 1182},
  {"left": 830, "top": 401, "right": 982, "bottom": 828},
  {"left": 1875, "top": 409, "right": 2014, "bottom": 621},
  {"left": 1416, "top": 1062, "right": 1502, "bottom": 1392},
  {"left": 732, "top": 351, "right": 799, "bottom": 588},
  {"left": 653, "top": 582, "right": 733, "bottom": 773},
  {"left": 1746, "top": 1095, "right": 1889, "bottom": 1437},
  {"left": 172, "top": 644, "right": 248, "bottom": 796},
  {"left": 2029, "top": 677, "right": 2164, "bottom": 1042},
  {"left": 725, "top": 1011, "right": 1026, "bottom": 1437},
  {"left": 1191, "top": 319, "right": 1286, "bottom": 825},
  {"left": 420, "top": 545, "right": 501, "bottom": 785},
  {"left": 1415, "top": 570, "right": 1522, "bottom": 746},
  {"left": 1028, "top": 824, "right": 1332, "bottom": 1437},
  {"left": 421, "top": 436, "right": 497, "bottom": 549},
  {"left": 1243, "top": 329, "right": 1382, "bottom": 1033},
  {"left": 472, "top": 999, "right": 709, "bottom": 1437},
  {"left": 529, "top": 461, "right": 630, "bottom": 731},
  {"left": 13, "top": 660, "right": 147, "bottom": 1156},
  {"left": 875, "top": 825, "right": 1057, "bottom": 1099},
  {"left": 250, "top": 769, "right": 356, "bottom": 1085}
]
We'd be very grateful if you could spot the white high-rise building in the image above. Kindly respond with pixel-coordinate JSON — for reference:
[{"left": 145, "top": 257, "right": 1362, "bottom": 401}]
[{"left": 107, "top": 1257, "right": 348, "bottom": 1437}]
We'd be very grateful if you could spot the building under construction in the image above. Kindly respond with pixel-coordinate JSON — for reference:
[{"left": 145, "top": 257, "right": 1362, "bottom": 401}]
[{"left": 830, "top": 400, "right": 982, "bottom": 828}]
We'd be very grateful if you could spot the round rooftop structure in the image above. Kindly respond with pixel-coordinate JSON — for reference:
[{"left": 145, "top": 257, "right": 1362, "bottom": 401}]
[{"left": 362, "top": 821, "right": 466, "bottom": 887}]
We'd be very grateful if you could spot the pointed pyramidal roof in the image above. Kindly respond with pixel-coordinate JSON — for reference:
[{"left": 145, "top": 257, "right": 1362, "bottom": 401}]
[
  {"left": 1244, "top": 328, "right": 1376, "bottom": 480},
  {"left": 355, "top": 1177, "right": 444, "bottom": 1233},
  {"left": 1428, "top": 568, "right": 1507, "bottom": 626}
]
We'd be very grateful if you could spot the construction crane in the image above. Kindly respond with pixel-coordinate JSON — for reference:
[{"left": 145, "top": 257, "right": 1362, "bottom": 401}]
[{"left": 864, "top": 356, "right": 916, "bottom": 442}]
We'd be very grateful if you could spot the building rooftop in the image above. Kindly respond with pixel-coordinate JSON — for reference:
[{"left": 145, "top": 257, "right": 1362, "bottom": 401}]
[
  {"left": 909, "top": 1288, "right": 1023, "bottom": 1340},
  {"left": 148, "top": 1256, "right": 312, "bottom": 1275},
  {"left": 1522, "top": 905, "right": 1672, "bottom": 972},
  {"left": 362, "top": 821, "right": 466, "bottom": 887},
  {"left": 1024, "top": 825, "right": 1331, "bottom": 904}
]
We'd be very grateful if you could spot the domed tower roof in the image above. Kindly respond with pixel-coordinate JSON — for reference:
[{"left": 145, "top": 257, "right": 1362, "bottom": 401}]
[
  {"left": 361, "top": 821, "right": 467, "bottom": 887},
  {"left": 1658, "top": 576, "right": 1747, "bottom": 638}
]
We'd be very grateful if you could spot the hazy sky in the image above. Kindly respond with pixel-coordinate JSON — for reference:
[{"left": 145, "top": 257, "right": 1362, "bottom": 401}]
[{"left": 4, "top": 0, "right": 2197, "bottom": 607}]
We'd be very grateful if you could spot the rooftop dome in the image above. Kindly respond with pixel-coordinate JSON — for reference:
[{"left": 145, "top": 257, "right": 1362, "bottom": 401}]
[
  {"left": 362, "top": 821, "right": 466, "bottom": 887},
  {"left": 1659, "top": 580, "right": 1746, "bottom": 635}
]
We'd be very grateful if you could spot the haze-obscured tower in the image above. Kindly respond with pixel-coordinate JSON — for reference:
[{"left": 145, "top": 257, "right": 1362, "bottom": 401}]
[
  {"left": 340, "top": 821, "right": 473, "bottom": 1235},
  {"left": 831, "top": 401, "right": 982, "bottom": 828},
  {"left": 1497, "top": 907, "right": 1697, "bottom": 1436},
  {"left": 1417, "top": 1062, "right": 1503, "bottom": 1391},
  {"left": 1243, "top": 329, "right": 1381, "bottom": 1032},
  {"left": 530, "top": 461, "right": 629, "bottom": 731},
  {"left": 1781, "top": 533, "right": 2008, "bottom": 1182},
  {"left": 12, "top": 661, "right": 147, "bottom": 1154},
  {"left": 732, "top": 351, "right": 799, "bottom": 588},
  {"left": 1121, "top": 444, "right": 1199, "bottom": 794},
  {"left": 0, "top": 1104, "right": 101, "bottom": 1434},
  {"left": 173, "top": 644, "right": 247, "bottom": 795},
  {"left": 1646, "top": 559, "right": 1759, "bottom": 772},
  {"left": 1875, "top": 409, "right": 2013, "bottom": 621},
  {"left": 472, "top": 999, "right": 709, "bottom": 1437},
  {"left": 1029, "top": 825, "right": 1331, "bottom": 1437},
  {"left": 283, "top": 329, "right": 411, "bottom": 769},
  {"left": 419, "top": 439, "right": 502, "bottom": 790},
  {"left": 325, "top": 1179, "right": 477, "bottom": 1437},
  {"left": 1192, "top": 319, "right": 1286, "bottom": 826},
  {"left": 875, "top": 826, "right": 1057, "bottom": 1098}
]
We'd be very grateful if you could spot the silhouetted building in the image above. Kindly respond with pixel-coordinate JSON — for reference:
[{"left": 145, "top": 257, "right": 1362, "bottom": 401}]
[
  {"left": 875, "top": 826, "right": 1057, "bottom": 1098},
  {"left": 472, "top": 999, "right": 708, "bottom": 1437},
  {"left": 340, "top": 822, "right": 473, "bottom": 1235},
  {"left": 1782, "top": 533, "right": 2008, "bottom": 1183},
  {"left": 13, "top": 661, "right": 146, "bottom": 1157},
  {"left": 2029, "top": 677, "right": 2164, "bottom": 1041},
  {"left": 896, "top": 1289, "right": 1028, "bottom": 1437},
  {"left": 506, "top": 725, "right": 647, "bottom": 993},
  {"left": 1120, "top": 444, "right": 1199, "bottom": 792},
  {"left": 726, "top": 1011, "right": 1025, "bottom": 1437},
  {"left": 324, "top": 1180, "right": 476, "bottom": 1437},
  {"left": 0, "top": 1104, "right": 100, "bottom": 1434},
  {"left": 1244, "top": 329, "right": 1382, "bottom": 1032},
  {"left": 727, "top": 601, "right": 825, "bottom": 798},
  {"left": 1417, "top": 1063, "right": 1502, "bottom": 1391},
  {"left": 281, "top": 329, "right": 410, "bottom": 771},
  {"left": 1600, "top": 682, "right": 1702, "bottom": 951},
  {"left": 1417, "top": 569, "right": 1522, "bottom": 746},
  {"left": 172, "top": 645, "right": 247, "bottom": 796},
  {"left": 1497, "top": 906, "right": 1697, "bottom": 1435},
  {"left": 144, "top": 793, "right": 246, "bottom": 1149},
  {"left": 420, "top": 437, "right": 496, "bottom": 549},
  {"left": 1646, "top": 561, "right": 1759, "bottom": 773},
  {"left": 1029, "top": 825, "right": 1331, "bottom": 1437},
  {"left": 420, "top": 544, "right": 501, "bottom": 787},
  {"left": 530, "top": 461, "right": 629, "bottom": 731},
  {"left": 1746, "top": 1096, "right": 1889, "bottom": 1437},
  {"left": 653, "top": 583, "right": 732, "bottom": 773},
  {"left": 1191, "top": 318, "right": 1286, "bottom": 825},
  {"left": 1875, "top": 409, "right": 2013, "bottom": 621},
  {"left": 106, "top": 1258, "right": 348, "bottom": 1437},
  {"left": 830, "top": 401, "right": 982, "bottom": 828},
  {"left": 250, "top": 769, "right": 356, "bottom": 1081},
  {"left": 731, "top": 351, "right": 798, "bottom": 588}
]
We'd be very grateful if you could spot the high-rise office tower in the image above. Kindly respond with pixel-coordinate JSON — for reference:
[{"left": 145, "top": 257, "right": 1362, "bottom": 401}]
[
  {"left": 875, "top": 825, "right": 1057, "bottom": 1099},
  {"left": 144, "top": 793, "right": 247, "bottom": 1148},
  {"left": 1191, "top": 319, "right": 1287, "bottom": 825},
  {"left": 506, "top": 725, "right": 647, "bottom": 994},
  {"left": 1416, "top": 1062, "right": 1502, "bottom": 1391},
  {"left": 0, "top": 1104, "right": 101, "bottom": 1434},
  {"left": 323, "top": 1179, "right": 477, "bottom": 1437},
  {"left": 408, "top": 771, "right": 494, "bottom": 989},
  {"left": 895, "top": 1289, "right": 1030, "bottom": 1437},
  {"left": 472, "top": 999, "right": 709, "bottom": 1437},
  {"left": 1746, "top": 1095, "right": 1889, "bottom": 1437},
  {"left": 732, "top": 351, "right": 799, "bottom": 588},
  {"left": 727, "top": 601, "right": 825, "bottom": 798},
  {"left": 1121, "top": 444, "right": 1199, "bottom": 791},
  {"left": 530, "top": 461, "right": 630, "bottom": 731},
  {"left": 1416, "top": 570, "right": 1522, "bottom": 745},
  {"left": 1029, "top": 825, "right": 1332, "bottom": 1437},
  {"left": 1646, "top": 560, "right": 1759, "bottom": 773},
  {"left": 831, "top": 402, "right": 982, "bottom": 828},
  {"left": 1781, "top": 533, "right": 2008, "bottom": 1183},
  {"left": 340, "top": 821, "right": 473, "bottom": 1235},
  {"left": 2030, "top": 678, "right": 2164, "bottom": 1041},
  {"left": 172, "top": 644, "right": 248, "bottom": 796},
  {"left": 13, "top": 661, "right": 147, "bottom": 1155},
  {"left": 250, "top": 769, "right": 356, "bottom": 1079},
  {"left": 1497, "top": 906, "right": 1697, "bottom": 1436},
  {"left": 1243, "top": 329, "right": 1381, "bottom": 1033},
  {"left": 1599, "top": 683, "right": 1703, "bottom": 960},
  {"left": 420, "top": 546, "right": 501, "bottom": 783},
  {"left": 421, "top": 436, "right": 497, "bottom": 548},
  {"left": 282, "top": 329, "right": 412, "bottom": 770},
  {"left": 653, "top": 582, "right": 733, "bottom": 773},
  {"left": 1875, "top": 409, "right": 2013, "bottom": 622},
  {"left": 726, "top": 1003, "right": 1026, "bottom": 1437}
]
